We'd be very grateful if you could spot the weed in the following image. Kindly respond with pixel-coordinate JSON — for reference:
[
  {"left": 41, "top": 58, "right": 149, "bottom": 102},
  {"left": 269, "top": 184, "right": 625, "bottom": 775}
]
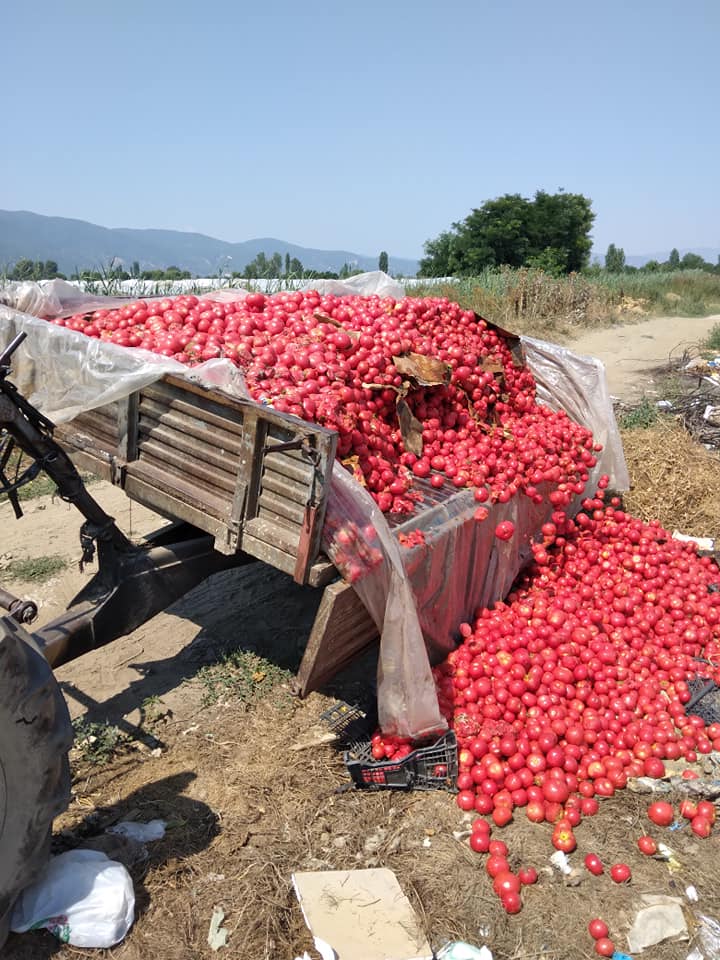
[
  {"left": 616, "top": 398, "right": 661, "bottom": 430},
  {"left": 5, "top": 554, "right": 68, "bottom": 582},
  {"left": 195, "top": 650, "right": 292, "bottom": 707},
  {"left": 705, "top": 323, "right": 720, "bottom": 353},
  {"left": 71, "top": 718, "right": 127, "bottom": 764}
]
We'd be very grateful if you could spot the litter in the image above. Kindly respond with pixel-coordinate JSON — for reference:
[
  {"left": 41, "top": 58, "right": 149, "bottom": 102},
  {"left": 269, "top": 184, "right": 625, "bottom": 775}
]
[
  {"left": 672, "top": 531, "right": 716, "bottom": 552},
  {"left": 10, "top": 849, "right": 134, "bottom": 948},
  {"left": 549, "top": 850, "right": 572, "bottom": 875},
  {"left": 686, "top": 914, "right": 720, "bottom": 960},
  {"left": 436, "top": 943, "right": 493, "bottom": 960},
  {"left": 207, "top": 906, "right": 229, "bottom": 951},
  {"left": 108, "top": 819, "right": 166, "bottom": 842},
  {"left": 292, "top": 868, "right": 432, "bottom": 960},
  {"left": 626, "top": 895, "right": 688, "bottom": 953}
]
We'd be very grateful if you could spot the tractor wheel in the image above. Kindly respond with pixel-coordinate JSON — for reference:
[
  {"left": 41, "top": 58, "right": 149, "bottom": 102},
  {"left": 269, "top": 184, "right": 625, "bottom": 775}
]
[{"left": 0, "top": 617, "right": 72, "bottom": 948}]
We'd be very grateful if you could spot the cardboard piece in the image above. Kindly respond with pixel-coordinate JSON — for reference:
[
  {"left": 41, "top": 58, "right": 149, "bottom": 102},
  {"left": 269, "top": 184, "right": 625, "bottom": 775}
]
[{"left": 292, "top": 868, "right": 433, "bottom": 960}]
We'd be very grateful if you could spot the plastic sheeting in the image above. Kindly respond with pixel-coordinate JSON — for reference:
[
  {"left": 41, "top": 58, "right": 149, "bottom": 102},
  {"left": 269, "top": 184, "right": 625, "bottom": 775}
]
[{"left": 0, "top": 276, "right": 628, "bottom": 736}]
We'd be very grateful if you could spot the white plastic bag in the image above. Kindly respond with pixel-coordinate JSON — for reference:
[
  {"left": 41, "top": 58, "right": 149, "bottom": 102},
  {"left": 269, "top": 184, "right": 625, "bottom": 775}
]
[{"left": 10, "top": 849, "right": 135, "bottom": 948}]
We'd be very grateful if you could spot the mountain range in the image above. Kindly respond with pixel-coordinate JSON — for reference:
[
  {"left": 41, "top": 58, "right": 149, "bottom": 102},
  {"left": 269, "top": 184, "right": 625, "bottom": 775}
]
[{"left": 0, "top": 210, "right": 419, "bottom": 277}]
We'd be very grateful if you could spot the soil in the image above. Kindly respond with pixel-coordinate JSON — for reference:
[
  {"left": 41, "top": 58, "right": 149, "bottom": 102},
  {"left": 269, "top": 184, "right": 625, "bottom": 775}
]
[
  {"left": 2, "top": 314, "right": 720, "bottom": 960},
  {"left": 566, "top": 312, "right": 720, "bottom": 402}
]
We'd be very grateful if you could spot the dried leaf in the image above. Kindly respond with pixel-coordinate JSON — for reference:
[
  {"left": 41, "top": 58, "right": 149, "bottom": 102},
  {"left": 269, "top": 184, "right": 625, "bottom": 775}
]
[
  {"left": 392, "top": 353, "right": 452, "bottom": 386},
  {"left": 313, "top": 311, "right": 359, "bottom": 340},
  {"left": 397, "top": 398, "right": 423, "bottom": 456}
]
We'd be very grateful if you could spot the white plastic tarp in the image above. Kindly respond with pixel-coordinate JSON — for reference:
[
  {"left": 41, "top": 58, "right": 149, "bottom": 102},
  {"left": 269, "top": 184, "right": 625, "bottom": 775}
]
[{"left": 0, "top": 276, "right": 628, "bottom": 736}]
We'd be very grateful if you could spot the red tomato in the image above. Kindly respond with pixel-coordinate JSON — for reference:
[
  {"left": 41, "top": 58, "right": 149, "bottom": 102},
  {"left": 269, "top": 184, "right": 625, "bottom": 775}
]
[
  {"left": 492, "top": 805, "right": 513, "bottom": 827},
  {"left": 588, "top": 918, "right": 609, "bottom": 939},
  {"left": 647, "top": 801, "right": 674, "bottom": 826},
  {"left": 518, "top": 866, "right": 538, "bottom": 885},
  {"left": 610, "top": 863, "right": 631, "bottom": 883},
  {"left": 488, "top": 840, "right": 508, "bottom": 857},
  {"left": 552, "top": 824, "right": 576, "bottom": 853},
  {"left": 469, "top": 832, "right": 490, "bottom": 853},
  {"left": 493, "top": 871, "right": 521, "bottom": 897},
  {"left": 595, "top": 938, "right": 615, "bottom": 957},
  {"left": 500, "top": 891, "right": 522, "bottom": 914},
  {"left": 637, "top": 835, "right": 658, "bottom": 855},
  {"left": 696, "top": 800, "right": 716, "bottom": 825},
  {"left": 679, "top": 800, "right": 697, "bottom": 820},
  {"left": 584, "top": 853, "right": 604, "bottom": 876},
  {"left": 486, "top": 855, "right": 510, "bottom": 878},
  {"left": 691, "top": 815, "right": 712, "bottom": 838}
]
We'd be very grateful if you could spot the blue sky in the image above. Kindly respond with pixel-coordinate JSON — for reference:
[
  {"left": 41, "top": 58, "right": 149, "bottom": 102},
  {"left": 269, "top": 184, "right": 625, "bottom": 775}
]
[{"left": 2, "top": 0, "right": 718, "bottom": 261}]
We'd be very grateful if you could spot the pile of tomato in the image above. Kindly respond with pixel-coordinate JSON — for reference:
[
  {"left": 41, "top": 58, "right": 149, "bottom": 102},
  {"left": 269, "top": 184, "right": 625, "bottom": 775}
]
[
  {"left": 435, "top": 483, "right": 720, "bottom": 823},
  {"left": 53, "top": 291, "right": 600, "bottom": 515}
]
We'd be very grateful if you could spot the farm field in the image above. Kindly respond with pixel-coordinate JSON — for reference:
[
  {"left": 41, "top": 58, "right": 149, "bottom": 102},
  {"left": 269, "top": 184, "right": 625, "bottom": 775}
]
[{"left": 2, "top": 310, "right": 720, "bottom": 960}]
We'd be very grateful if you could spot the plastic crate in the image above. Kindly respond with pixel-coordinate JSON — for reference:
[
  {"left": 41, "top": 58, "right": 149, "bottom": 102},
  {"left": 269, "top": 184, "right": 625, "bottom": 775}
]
[
  {"left": 318, "top": 701, "right": 371, "bottom": 746},
  {"left": 344, "top": 730, "right": 458, "bottom": 791},
  {"left": 687, "top": 678, "right": 720, "bottom": 725}
]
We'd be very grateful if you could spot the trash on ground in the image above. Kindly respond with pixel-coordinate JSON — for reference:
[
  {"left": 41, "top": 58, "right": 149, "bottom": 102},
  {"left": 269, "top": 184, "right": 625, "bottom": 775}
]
[
  {"left": 549, "top": 850, "right": 572, "bottom": 875},
  {"left": 686, "top": 886, "right": 699, "bottom": 902},
  {"left": 626, "top": 895, "right": 688, "bottom": 953},
  {"left": 207, "top": 906, "right": 229, "bottom": 951},
  {"left": 10, "top": 849, "right": 134, "bottom": 948},
  {"left": 293, "top": 937, "right": 336, "bottom": 960},
  {"left": 292, "top": 868, "right": 433, "bottom": 960},
  {"left": 672, "top": 531, "right": 716, "bottom": 552},
  {"left": 686, "top": 914, "right": 720, "bottom": 960},
  {"left": 108, "top": 819, "right": 166, "bottom": 842},
  {"left": 436, "top": 942, "right": 493, "bottom": 960}
]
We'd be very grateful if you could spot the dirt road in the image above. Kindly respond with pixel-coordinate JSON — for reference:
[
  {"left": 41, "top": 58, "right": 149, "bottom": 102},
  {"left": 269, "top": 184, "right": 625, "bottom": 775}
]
[{"left": 566, "top": 312, "right": 719, "bottom": 401}]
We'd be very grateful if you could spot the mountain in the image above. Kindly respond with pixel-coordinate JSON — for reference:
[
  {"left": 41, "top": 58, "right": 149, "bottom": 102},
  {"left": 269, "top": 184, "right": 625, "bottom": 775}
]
[{"left": 0, "top": 210, "right": 419, "bottom": 277}]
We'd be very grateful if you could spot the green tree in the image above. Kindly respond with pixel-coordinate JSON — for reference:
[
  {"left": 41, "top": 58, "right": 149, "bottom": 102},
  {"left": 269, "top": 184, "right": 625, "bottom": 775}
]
[
  {"left": 289, "top": 257, "right": 303, "bottom": 275},
  {"left": 284, "top": 252, "right": 291, "bottom": 276},
  {"left": 269, "top": 252, "right": 283, "bottom": 277},
  {"left": 419, "top": 190, "right": 595, "bottom": 277},
  {"left": 605, "top": 243, "right": 626, "bottom": 273},
  {"left": 642, "top": 259, "right": 661, "bottom": 272},
  {"left": 10, "top": 258, "right": 35, "bottom": 280},
  {"left": 378, "top": 250, "right": 389, "bottom": 273},
  {"left": 668, "top": 248, "right": 680, "bottom": 269},
  {"left": 680, "top": 252, "right": 708, "bottom": 270}
]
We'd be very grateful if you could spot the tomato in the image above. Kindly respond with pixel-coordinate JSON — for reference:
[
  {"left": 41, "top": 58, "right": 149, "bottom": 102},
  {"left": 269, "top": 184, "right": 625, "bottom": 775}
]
[
  {"left": 495, "top": 521, "right": 515, "bottom": 541},
  {"left": 691, "top": 815, "right": 712, "bottom": 838},
  {"left": 486, "top": 855, "right": 510, "bottom": 878},
  {"left": 501, "top": 891, "right": 522, "bottom": 913},
  {"left": 493, "top": 871, "right": 521, "bottom": 897},
  {"left": 584, "top": 853, "right": 604, "bottom": 875},
  {"left": 637, "top": 835, "right": 658, "bottom": 855},
  {"left": 492, "top": 805, "right": 513, "bottom": 827},
  {"left": 588, "top": 918, "right": 609, "bottom": 940},
  {"left": 595, "top": 937, "right": 615, "bottom": 957},
  {"left": 679, "top": 800, "right": 697, "bottom": 820},
  {"left": 469, "top": 832, "right": 490, "bottom": 853},
  {"left": 488, "top": 839, "right": 508, "bottom": 857},
  {"left": 610, "top": 863, "right": 631, "bottom": 883},
  {"left": 518, "top": 866, "right": 538, "bottom": 885},
  {"left": 696, "top": 800, "right": 716, "bottom": 825},
  {"left": 456, "top": 790, "right": 476, "bottom": 812},
  {"left": 647, "top": 801, "right": 674, "bottom": 827},
  {"left": 551, "top": 826, "right": 576, "bottom": 853}
]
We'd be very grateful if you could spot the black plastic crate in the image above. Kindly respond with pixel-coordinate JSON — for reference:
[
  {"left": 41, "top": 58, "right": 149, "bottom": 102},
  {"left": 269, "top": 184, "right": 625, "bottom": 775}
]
[
  {"left": 687, "top": 678, "right": 720, "bottom": 725},
  {"left": 318, "top": 701, "right": 371, "bottom": 746},
  {"left": 344, "top": 730, "right": 458, "bottom": 791}
]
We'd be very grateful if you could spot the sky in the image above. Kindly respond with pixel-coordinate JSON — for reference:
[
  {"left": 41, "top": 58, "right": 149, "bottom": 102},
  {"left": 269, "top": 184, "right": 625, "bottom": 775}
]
[{"left": 2, "top": 0, "right": 718, "bottom": 262}]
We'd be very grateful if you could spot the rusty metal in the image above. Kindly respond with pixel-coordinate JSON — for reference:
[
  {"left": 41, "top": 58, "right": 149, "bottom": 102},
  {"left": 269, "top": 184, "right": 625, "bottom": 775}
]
[
  {"left": 37, "top": 523, "right": 254, "bottom": 668},
  {"left": 0, "top": 587, "right": 38, "bottom": 624}
]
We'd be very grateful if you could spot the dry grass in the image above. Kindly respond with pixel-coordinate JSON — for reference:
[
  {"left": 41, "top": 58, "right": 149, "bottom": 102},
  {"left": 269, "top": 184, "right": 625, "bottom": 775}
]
[
  {"left": 621, "top": 419, "right": 720, "bottom": 537},
  {"left": 6, "top": 676, "right": 720, "bottom": 960}
]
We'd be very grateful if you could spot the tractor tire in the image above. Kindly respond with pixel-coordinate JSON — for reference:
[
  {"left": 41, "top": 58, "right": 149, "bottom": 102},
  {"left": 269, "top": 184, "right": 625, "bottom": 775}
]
[{"left": 0, "top": 617, "right": 72, "bottom": 949}]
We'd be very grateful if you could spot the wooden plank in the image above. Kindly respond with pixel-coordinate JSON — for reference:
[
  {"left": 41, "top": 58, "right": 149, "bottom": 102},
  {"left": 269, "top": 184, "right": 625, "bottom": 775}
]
[
  {"left": 139, "top": 400, "right": 243, "bottom": 456},
  {"left": 117, "top": 393, "right": 138, "bottom": 463},
  {"left": 307, "top": 557, "right": 337, "bottom": 589},
  {"left": 257, "top": 489, "right": 305, "bottom": 525},
  {"left": 137, "top": 438, "right": 236, "bottom": 496},
  {"left": 240, "top": 530, "right": 297, "bottom": 575},
  {"left": 296, "top": 579, "right": 378, "bottom": 696},
  {"left": 124, "top": 473, "right": 228, "bottom": 536},
  {"left": 137, "top": 422, "right": 238, "bottom": 477},
  {"left": 141, "top": 384, "right": 245, "bottom": 437},
  {"left": 63, "top": 447, "right": 114, "bottom": 483},
  {"left": 260, "top": 470, "right": 311, "bottom": 507},
  {"left": 125, "top": 460, "right": 228, "bottom": 521},
  {"left": 263, "top": 451, "right": 314, "bottom": 484},
  {"left": 245, "top": 515, "right": 300, "bottom": 554}
]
